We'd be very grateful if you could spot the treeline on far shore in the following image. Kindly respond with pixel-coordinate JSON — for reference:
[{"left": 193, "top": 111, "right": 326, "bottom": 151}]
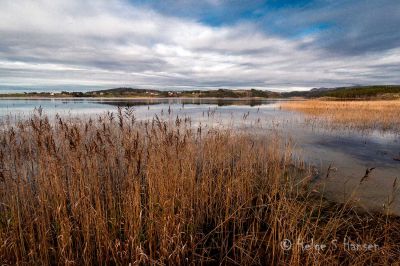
[
  {"left": 282, "top": 85, "right": 400, "bottom": 99},
  {"left": 1, "top": 85, "right": 400, "bottom": 99}
]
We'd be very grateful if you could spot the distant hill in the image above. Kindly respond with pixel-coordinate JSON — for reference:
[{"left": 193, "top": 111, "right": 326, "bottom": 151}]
[
  {"left": 2, "top": 85, "right": 400, "bottom": 99},
  {"left": 282, "top": 85, "right": 400, "bottom": 99},
  {"left": 90, "top": 87, "right": 159, "bottom": 94},
  {"left": 85, "top": 88, "right": 280, "bottom": 98},
  {"left": 309, "top": 87, "right": 336, "bottom": 92}
]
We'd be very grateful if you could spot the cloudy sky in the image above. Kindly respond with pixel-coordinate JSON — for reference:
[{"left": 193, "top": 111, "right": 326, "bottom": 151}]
[{"left": 0, "top": 0, "right": 399, "bottom": 92}]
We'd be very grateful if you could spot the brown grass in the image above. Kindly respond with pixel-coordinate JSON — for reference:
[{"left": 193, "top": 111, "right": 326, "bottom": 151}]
[
  {"left": 0, "top": 109, "right": 399, "bottom": 265},
  {"left": 281, "top": 100, "right": 400, "bottom": 133}
]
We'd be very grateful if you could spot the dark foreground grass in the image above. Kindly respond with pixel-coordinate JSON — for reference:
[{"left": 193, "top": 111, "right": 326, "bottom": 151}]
[{"left": 0, "top": 110, "right": 399, "bottom": 265}]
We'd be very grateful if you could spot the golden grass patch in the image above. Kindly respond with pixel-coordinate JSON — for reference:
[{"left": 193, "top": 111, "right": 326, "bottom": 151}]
[{"left": 281, "top": 100, "right": 400, "bottom": 132}]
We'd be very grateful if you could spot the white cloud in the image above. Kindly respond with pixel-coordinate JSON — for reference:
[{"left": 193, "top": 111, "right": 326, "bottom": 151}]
[{"left": 0, "top": 0, "right": 399, "bottom": 91}]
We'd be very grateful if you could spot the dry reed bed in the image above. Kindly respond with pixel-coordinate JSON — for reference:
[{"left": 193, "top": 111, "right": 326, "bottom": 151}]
[
  {"left": 0, "top": 109, "right": 399, "bottom": 265},
  {"left": 281, "top": 100, "right": 400, "bottom": 133}
]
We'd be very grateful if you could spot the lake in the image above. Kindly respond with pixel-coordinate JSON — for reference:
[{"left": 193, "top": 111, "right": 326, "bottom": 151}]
[{"left": 1, "top": 98, "right": 399, "bottom": 215}]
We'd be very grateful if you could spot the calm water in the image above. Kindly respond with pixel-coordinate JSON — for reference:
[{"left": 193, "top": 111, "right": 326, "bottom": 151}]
[{"left": 1, "top": 98, "right": 399, "bottom": 214}]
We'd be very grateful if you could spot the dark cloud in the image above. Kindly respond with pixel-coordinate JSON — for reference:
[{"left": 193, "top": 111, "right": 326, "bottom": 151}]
[{"left": 257, "top": 0, "right": 400, "bottom": 55}]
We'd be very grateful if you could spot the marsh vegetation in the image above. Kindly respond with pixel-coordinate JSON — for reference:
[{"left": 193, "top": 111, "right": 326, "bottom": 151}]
[
  {"left": 0, "top": 108, "right": 399, "bottom": 265},
  {"left": 281, "top": 100, "right": 400, "bottom": 133}
]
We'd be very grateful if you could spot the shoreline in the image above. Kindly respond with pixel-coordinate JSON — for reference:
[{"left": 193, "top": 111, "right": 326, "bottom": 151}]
[
  {"left": 0, "top": 96, "right": 398, "bottom": 101},
  {"left": 0, "top": 96, "right": 288, "bottom": 100}
]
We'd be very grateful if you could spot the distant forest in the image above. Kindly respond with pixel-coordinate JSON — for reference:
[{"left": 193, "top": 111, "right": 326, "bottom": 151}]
[
  {"left": 1, "top": 85, "right": 400, "bottom": 99},
  {"left": 282, "top": 85, "right": 400, "bottom": 99}
]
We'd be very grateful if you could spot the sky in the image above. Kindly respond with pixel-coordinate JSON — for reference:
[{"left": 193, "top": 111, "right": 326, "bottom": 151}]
[{"left": 0, "top": 0, "right": 399, "bottom": 93}]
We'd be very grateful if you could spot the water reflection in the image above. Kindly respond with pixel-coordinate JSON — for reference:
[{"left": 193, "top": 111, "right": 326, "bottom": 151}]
[{"left": 98, "top": 98, "right": 271, "bottom": 107}]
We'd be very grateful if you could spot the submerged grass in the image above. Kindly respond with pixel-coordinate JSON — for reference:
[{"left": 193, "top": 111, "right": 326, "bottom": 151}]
[
  {"left": 281, "top": 100, "right": 400, "bottom": 133},
  {"left": 0, "top": 109, "right": 399, "bottom": 265}
]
